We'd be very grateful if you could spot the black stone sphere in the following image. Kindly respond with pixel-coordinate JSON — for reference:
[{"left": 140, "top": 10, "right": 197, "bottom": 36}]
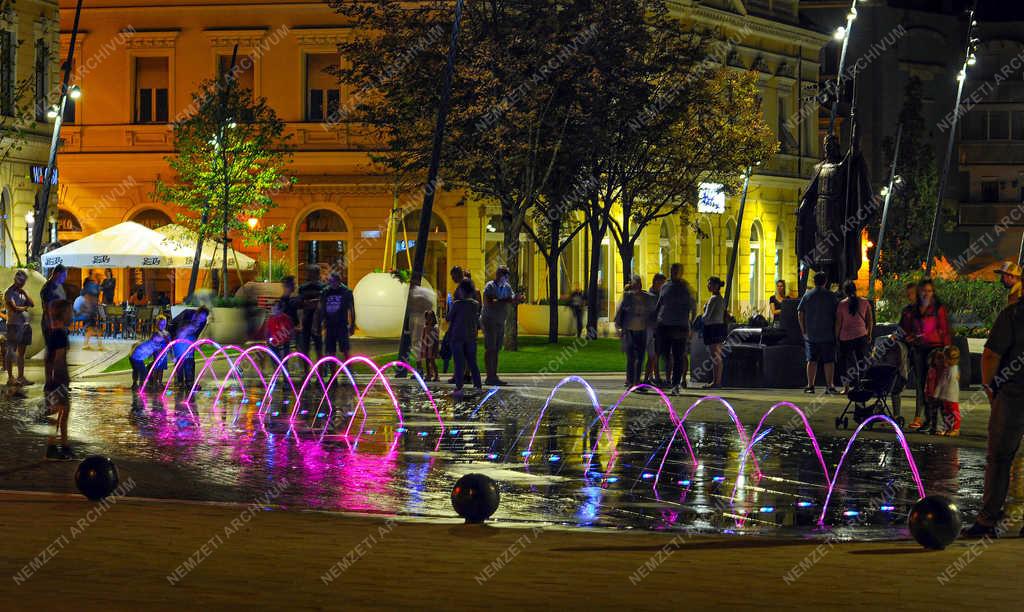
[
  {"left": 451, "top": 473, "right": 500, "bottom": 523},
  {"left": 75, "top": 455, "right": 120, "bottom": 501},
  {"left": 908, "top": 495, "right": 961, "bottom": 550}
]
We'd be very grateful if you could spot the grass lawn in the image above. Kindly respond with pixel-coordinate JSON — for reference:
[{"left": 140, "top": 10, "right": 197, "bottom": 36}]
[
  {"left": 374, "top": 335, "right": 625, "bottom": 373},
  {"left": 103, "top": 336, "right": 626, "bottom": 374}
]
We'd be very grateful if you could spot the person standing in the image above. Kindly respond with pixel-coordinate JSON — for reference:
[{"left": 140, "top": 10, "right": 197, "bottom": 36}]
[
  {"left": 569, "top": 287, "right": 586, "bottom": 338},
  {"left": 171, "top": 306, "right": 209, "bottom": 390},
  {"left": 100, "top": 269, "right": 117, "bottom": 305},
  {"left": 446, "top": 278, "right": 482, "bottom": 394},
  {"left": 297, "top": 265, "right": 324, "bottom": 360},
  {"left": 614, "top": 275, "right": 653, "bottom": 388},
  {"left": 963, "top": 300, "right": 1024, "bottom": 538},
  {"left": 272, "top": 276, "right": 300, "bottom": 357},
  {"left": 653, "top": 264, "right": 693, "bottom": 394},
  {"left": 769, "top": 280, "right": 789, "bottom": 323},
  {"left": 319, "top": 272, "right": 355, "bottom": 360},
  {"left": 700, "top": 276, "right": 727, "bottom": 390},
  {"left": 481, "top": 265, "right": 522, "bottom": 386},
  {"left": 40, "top": 265, "right": 67, "bottom": 388},
  {"left": 44, "top": 300, "right": 73, "bottom": 459},
  {"left": 4, "top": 270, "right": 35, "bottom": 389},
  {"left": 406, "top": 272, "right": 436, "bottom": 372},
  {"left": 996, "top": 261, "right": 1022, "bottom": 306},
  {"left": 643, "top": 273, "right": 667, "bottom": 386},
  {"left": 421, "top": 310, "right": 440, "bottom": 382},
  {"left": 900, "top": 278, "right": 951, "bottom": 430},
  {"left": 835, "top": 280, "right": 873, "bottom": 392},
  {"left": 797, "top": 272, "right": 839, "bottom": 394}
]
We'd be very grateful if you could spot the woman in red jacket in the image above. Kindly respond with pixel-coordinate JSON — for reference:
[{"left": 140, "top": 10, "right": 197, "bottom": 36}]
[{"left": 900, "top": 279, "right": 951, "bottom": 430}]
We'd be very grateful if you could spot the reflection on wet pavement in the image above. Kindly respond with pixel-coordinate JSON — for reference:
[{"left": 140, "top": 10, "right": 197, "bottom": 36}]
[{"left": 1, "top": 377, "right": 1018, "bottom": 540}]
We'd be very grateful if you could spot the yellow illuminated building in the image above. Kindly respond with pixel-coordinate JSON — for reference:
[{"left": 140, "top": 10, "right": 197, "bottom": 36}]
[
  {"left": 1, "top": 0, "right": 61, "bottom": 267},
  {"left": 53, "top": 0, "right": 827, "bottom": 325}
]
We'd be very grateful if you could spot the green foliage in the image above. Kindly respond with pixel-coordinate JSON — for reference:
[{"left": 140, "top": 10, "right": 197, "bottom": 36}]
[
  {"left": 876, "top": 271, "right": 1006, "bottom": 334},
  {"left": 256, "top": 258, "right": 291, "bottom": 283},
  {"left": 152, "top": 72, "right": 294, "bottom": 296},
  {"left": 390, "top": 268, "right": 411, "bottom": 284},
  {"left": 875, "top": 77, "right": 950, "bottom": 274},
  {"left": 212, "top": 296, "right": 253, "bottom": 308}
]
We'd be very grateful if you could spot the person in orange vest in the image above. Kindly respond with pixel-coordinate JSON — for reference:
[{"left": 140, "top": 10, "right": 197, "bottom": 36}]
[{"left": 996, "top": 261, "right": 1022, "bottom": 305}]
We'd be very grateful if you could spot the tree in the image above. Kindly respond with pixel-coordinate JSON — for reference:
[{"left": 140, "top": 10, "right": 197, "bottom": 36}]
[
  {"left": 332, "top": 0, "right": 584, "bottom": 350},
  {"left": 876, "top": 77, "right": 943, "bottom": 275},
  {"left": 153, "top": 74, "right": 293, "bottom": 298}
]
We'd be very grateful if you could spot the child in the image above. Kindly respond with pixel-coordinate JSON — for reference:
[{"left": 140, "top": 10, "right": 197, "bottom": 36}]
[
  {"left": 130, "top": 315, "right": 170, "bottom": 391},
  {"left": 936, "top": 345, "right": 961, "bottom": 436},
  {"left": 922, "top": 348, "right": 945, "bottom": 435},
  {"left": 421, "top": 309, "right": 440, "bottom": 382},
  {"left": 45, "top": 300, "right": 73, "bottom": 460}
]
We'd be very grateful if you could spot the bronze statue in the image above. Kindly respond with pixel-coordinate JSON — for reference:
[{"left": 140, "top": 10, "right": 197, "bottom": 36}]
[{"left": 796, "top": 133, "right": 873, "bottom": 284}]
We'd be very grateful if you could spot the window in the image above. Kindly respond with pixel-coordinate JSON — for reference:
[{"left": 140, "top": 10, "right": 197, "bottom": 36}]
[
  {"left": 748, "top": 222, "right": 763, "bottom": 308},
  {"left": 34, "top": 38, "right": 50, "bottom": 121},
  {"left": 777, "top": 96, "right": 797, "bottom": 153},
  {"left": 1013, "top": 111, "right": 1024, "bottom": 140},
  {"left": 989, "top": 111, "right": 1010, "bottom": 140},
  {"left": 135, "top": 57, "right": 169, "bottom": 123},
  {"left": 981, "top": 180, "right": 999, "bottom": 202},
  {"left": 306, "top": 53, "right": 341, "bottom": 122},
  {"left": 775, "top": 225, "right": 785, "bottom": 283},
  {"left": 0, "top": 30, "right": 13, "bottom": 116},
  {"left": 299, "top": 210, "right": 350, "bottom": 284},
  {"left": 963, "top": 110, "right": 987, "bottom": 140}
]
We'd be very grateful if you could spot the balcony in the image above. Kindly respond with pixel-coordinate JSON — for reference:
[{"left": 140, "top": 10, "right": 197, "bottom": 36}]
[
  {"left": 958, "top": 202, "right": 1024, "bottom": 227},
  {"left": 959, "top": 141, "right": 1024, "bottom": 165}
]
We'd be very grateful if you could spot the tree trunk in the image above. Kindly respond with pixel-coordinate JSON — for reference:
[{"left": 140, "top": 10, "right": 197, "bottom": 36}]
[
  {"left": 547, "top": 252, "right": 560, "bottom": 344},
  {"left": 619, "top": 240, "right": 635, "bottom": 285},
  {"left": 585, "top": 218, "right": 605, "bottom": 340},
  {"left": 502, "top": 216, "right": 522, "bottom": 351}
]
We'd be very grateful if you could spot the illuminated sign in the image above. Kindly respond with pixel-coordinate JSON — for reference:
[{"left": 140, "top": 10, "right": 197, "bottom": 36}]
[
  {"left": 698, "top": 183, "right": 725, "bottom": 214},
  {"left": 30, "top": 166, "right": 58, "bottom": 185}
]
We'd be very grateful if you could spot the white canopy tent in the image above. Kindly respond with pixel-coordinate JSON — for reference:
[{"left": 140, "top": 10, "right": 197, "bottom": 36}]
[
  {"left": 41, "top": 221, "right": 188, "bottom": 269},
  {"left": 154, "top": 224, "right": 256, "bottom": 272}
]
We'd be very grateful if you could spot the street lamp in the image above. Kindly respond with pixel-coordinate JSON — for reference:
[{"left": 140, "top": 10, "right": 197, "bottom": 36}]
[
  {"left": 247, "top": 217, "right": 271, "bottom": 282},
  {"left": 68, "top": 84, "right": 82, "bottom": 100}
]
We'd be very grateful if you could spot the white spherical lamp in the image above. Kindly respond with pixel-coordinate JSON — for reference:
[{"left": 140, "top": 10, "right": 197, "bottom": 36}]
[{"left": 352, "top": 272, "right": 436, "bottom": 338}]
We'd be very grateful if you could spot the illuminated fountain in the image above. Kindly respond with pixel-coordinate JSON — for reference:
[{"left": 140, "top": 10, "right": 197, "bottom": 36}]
[{"left": 136, "top": 342, "right": 932, "bottom": 529}]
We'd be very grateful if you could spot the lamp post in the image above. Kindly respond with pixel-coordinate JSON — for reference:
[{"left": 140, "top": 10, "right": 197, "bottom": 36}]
[
  {"left": 827, "top": 0, "right": 867, "bottom": 135},
  {"left": 32, "top": 0, "right": 84, "bottom": 262},
  {"left": 925, "top": 6, "right": 979, "bottom": 276},
  {"left": 247, "top": 216, "right": 271, "bottom": 282}
]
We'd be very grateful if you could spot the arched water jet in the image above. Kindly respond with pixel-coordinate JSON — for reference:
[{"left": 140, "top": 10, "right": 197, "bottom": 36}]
[
  {"left": 728, "top": 401, "right": 832, "bottom": 503},
  {"left": 817, "top": 414, "right": 926, "bottom": 526},
  {"left": 522, "top": 376, "right": 614, "bottom": 464}
]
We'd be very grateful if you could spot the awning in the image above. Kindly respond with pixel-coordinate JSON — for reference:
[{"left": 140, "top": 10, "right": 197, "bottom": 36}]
[
  {"left": 154, "top": 224, "right": 257, "bottom": 271},
  {"left": 41, "top": 221, "right": 188, "bottom": 269}
]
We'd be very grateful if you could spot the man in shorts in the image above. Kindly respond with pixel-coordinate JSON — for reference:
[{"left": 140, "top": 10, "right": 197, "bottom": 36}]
[
  {"left": 4, "top": 270, "right": 35, "bottom": 389},
  {"left": 319, "top": 272, "right": 355, "bottom": 360},
  {"left": 797, "top": 271, "right": 839, "bottom": 394}
]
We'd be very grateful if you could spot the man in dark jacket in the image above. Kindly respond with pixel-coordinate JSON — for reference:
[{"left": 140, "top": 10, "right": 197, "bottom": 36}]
[{"left": 653, "top": 263, "right": 694, "bottom": 394}]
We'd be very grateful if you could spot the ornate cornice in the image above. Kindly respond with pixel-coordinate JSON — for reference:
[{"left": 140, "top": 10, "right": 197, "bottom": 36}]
[
  {"left": 669, "top": 1, "right": 831, "bottom": 50},
  {"left": 294, "top": 27, "right": 350, "bottom": 47},
  {"left": 204, "top": 28, "right": 269, "bottom": 48},
  {"left": 123, "top": 29, "right": 179, "bottom": 50}
]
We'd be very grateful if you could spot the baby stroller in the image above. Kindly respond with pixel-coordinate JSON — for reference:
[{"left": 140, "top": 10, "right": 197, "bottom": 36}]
[{"left": 836, "top": 364, "right": 904, "bottom": 430}]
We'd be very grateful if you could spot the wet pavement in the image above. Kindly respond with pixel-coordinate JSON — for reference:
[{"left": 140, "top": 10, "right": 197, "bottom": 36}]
[{"left": 0, "top": 372, "right": 1018, "bottom": 541}]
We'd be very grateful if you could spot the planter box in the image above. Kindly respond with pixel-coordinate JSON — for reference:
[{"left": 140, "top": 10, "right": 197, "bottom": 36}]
[
  {"left": 517, "top": 304, "right": 578, "bottom": 336},
  {"left": 207, "top": 307, "right": 249, "bottom": 345}
]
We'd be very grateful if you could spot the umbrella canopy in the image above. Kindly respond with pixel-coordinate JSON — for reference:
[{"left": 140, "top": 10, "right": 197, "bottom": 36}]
[
  {"left": 155, "top": 224, "right": 257, "bottom": 271},
  {"left": 42, "top": 221, "right": 188, "bottom": 269}
]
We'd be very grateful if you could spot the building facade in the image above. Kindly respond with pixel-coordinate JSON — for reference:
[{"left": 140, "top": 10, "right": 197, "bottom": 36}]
[
  {"left": 1, "top": 0, "right": 60, "bottom": 268},
  {"left": 55, "top": 0, "right": 826, "bottom": 325}
]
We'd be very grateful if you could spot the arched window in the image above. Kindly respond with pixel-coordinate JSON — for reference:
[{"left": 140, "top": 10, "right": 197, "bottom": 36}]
[
  {"left": 725, "top": 218, "right": 737, "bottom": 311},
  {"left": 55, "top": 208, "right": 83, "bottom": 242},
  {"left": 298, "top": 209, "right": 350, "bottom": 283},
  {"left": 658, "top": 221, "right": 671, "bottom": 277},
  {"left": 695, "top": 217, "right": 713, "bottom": 304},
  {"left": 396, "top": 210, "right": 447, "bottom": 288},
  {"left": 0, "top": 187, "right": 10, "bottom": 266},
  {"left": 775, "top": 225, "right": 785, "bottom": 283},
  {"left": 749, "top": 221, "right": 763, "bottom": 309},
  {"left": 131, "top": 208, "right": 172, "bottom": 230}
]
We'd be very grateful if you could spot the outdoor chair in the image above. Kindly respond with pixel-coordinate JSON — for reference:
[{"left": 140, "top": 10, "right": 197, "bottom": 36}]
[{"left": 104, "top": 305, "right": 125, "bottom": 338}]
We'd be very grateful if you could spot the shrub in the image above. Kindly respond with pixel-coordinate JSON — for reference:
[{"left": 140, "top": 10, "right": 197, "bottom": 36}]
[{"left": 877, "top": 272, "right": 1005, "bottom": 335}]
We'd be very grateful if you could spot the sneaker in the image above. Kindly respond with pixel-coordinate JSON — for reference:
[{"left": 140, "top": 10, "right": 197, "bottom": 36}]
[
  {"left": 803, "top": 386, "right": 815, "bottom": 394},
  {"left": 908, "top": 418, "right": 923, "bottom": 430},
  {"left": 961, "top": 522, "right": 998, "bottom": 539},
  {"left": 16, "top": 378, "right": 34, "bottom": 386},
  {"left": 825, "top": 387, "right": 840, "bottom": 395},
  {"left": 947, "top": 428, "right": 960, "bottom": 437},
  {"left": 671, "top": 385, "right": 681, "bottom": 396}
]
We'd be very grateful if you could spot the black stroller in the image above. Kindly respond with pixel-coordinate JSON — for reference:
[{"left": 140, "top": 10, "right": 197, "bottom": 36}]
[{"left": 836, "top": 364, "right": 904, "bottom": 430}]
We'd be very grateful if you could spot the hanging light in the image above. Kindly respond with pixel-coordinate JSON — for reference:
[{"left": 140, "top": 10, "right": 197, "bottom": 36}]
[
  {"left": 880, "top": 186, "right": 889, "bottom": 197},
  {"left": 46, "top": 105, "right": 59, "bottom": 120},
  {"left": 68, "top": 84, "right": 82, "bottom": 100},
  {"left": 834, "top": 26, "right": 847, "bottom": 41},
  {"left": 847, "top": 7, "right": 858, "bottom": 21},
  {"left": 957, "top": 69, "right": 966, "bottom": 82},
  {"left": 967, "top": 54, "right": 977, "bottom": 66}
]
